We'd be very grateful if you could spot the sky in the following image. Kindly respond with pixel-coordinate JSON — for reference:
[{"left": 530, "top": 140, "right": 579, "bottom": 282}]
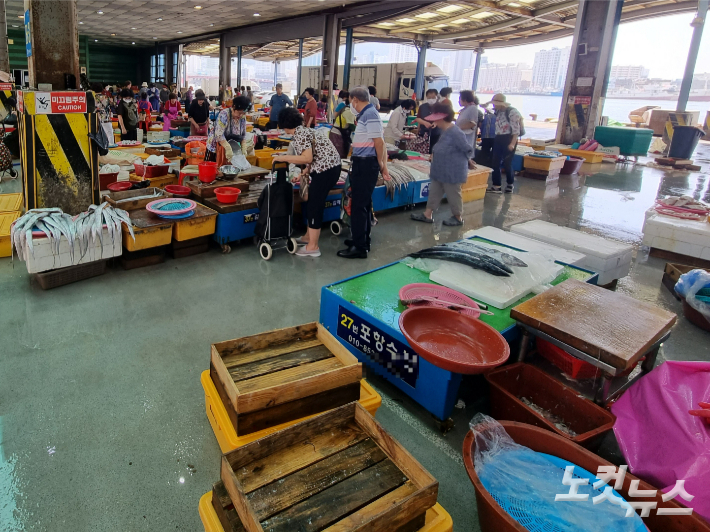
[{"left": 477, "top": 13, "right": 710, "bottom": 79}]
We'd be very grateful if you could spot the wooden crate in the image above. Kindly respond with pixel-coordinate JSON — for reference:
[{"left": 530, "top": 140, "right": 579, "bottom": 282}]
[
  {"left": 103, "top": 187, "right": 166, "bottom": 211},
  {"left": 220, "top": 403, "right": 438, "bottom": 532},
  {"left": 211, "top": 323, "right": 362, "bottom": 436},
  {"left": 145, "top": 147, "right": 181, "bottom": 158}
]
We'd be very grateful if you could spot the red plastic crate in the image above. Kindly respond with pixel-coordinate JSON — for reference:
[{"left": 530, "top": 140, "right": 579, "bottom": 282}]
[
  {"left": 536, "top": 338, "right": 599, "bottom": 380},
  {"left": 133, "top": 162, "right": 169, "bottom": 179}
]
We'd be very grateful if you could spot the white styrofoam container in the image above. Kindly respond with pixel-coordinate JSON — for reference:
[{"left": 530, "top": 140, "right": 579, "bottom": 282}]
[
  {"left": 596, "top": 261, "right": 632, "bottom": 286},
  {"left": 511, "top": 220, "right": 633, "bottom": 273},
  {"left": 463, "top": 226, "right": 586, "bottom": 266},
  {"left": 21, "top": 227, "right": 122, "bottom": 274}
]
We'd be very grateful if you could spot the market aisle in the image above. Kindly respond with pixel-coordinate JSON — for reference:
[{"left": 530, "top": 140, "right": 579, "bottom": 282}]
[{"left": 0, "top": 144, "right": 709, "bottom": 531}]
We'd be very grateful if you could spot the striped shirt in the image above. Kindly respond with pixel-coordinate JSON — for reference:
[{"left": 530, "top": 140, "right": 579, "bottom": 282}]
[{"left": 352, "top": 103, "right": 383, "bottom": 158}]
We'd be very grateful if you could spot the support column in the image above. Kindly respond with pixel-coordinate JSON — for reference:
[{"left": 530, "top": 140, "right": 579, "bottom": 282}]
[
  {"left": 556, "top": 0, "right": 623, "bottom": 144},
  {"left": 677, "top": 0, "right": 708, "bottom": 112},
  {"left": 414, "top": 39, "right": 429, "bottom": 101},
  {"left": 297, "top": 38, "right": 303, "bottom": 95},
  {"left": 26, "top": 0, "right": 81, "bottom": 89},
  {"left": 0, "top": 0, "right": 10, "bottom": 74},
  {"left": 343, "top": 27, "right": 354, "bottom": 90},
  {"left": 321, "top": 14, "right": 341, "bottom": 110},
  {"left": 472, "top": 47, "right": 483, "bottom": 91},
  {"left": 273, "top": 61, "right": 278, "bottom": 89},
  {"left": 236, "top": 45, "right": 242, "bottom": 91},
  {"left": 219, "top": 34, "right": 230, "bottom": 99}
]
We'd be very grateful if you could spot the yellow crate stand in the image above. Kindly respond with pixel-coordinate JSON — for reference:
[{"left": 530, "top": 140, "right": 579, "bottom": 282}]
[
  {"left": 0, "top": 211, "right": 20, "bottom": 257},
  {"left": 201, "top": 370, "right": 382, "bottom": 453},
  {"left": 122, "top": 223, "right": 174, "bottom": 252},
  {"left": 465, "top": 167, "right": 491, "bottom": 188},
  {"left": 522, "top": 155, "right": 566, "bottom": 172},
  {"left": 558, "top": 148, "right": 604, "bottom": 164},
  {"left": 0, "top": 193, "right": 23, "bottom": 213},
  {"left": 172, "top": 206, "right": 217, "bottom": 241},
  {"left": 198, "top": 491, "right": 453, "bottom": 532},
  {"left": 462, "top": 184, "right": 487, "bottom": 203}
]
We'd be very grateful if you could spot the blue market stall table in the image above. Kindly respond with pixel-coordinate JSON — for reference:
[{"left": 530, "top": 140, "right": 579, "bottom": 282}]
[{"left": 319, "top": 236, "right": 597, "bottom": 430}]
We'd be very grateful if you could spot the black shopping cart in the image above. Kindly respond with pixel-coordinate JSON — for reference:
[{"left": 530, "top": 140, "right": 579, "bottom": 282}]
[{"left": 254, "top": 161, "right": 298, "bottom": 260}]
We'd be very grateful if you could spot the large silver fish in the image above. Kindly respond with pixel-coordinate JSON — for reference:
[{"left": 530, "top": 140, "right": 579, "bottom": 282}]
[{"left": 453, "top": 241, "right": 528, "bottom": 268}]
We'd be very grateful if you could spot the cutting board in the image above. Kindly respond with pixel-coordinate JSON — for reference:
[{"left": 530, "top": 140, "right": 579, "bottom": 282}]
[{"left": 511, "top": 279, "right": 677, "bottom": 370}]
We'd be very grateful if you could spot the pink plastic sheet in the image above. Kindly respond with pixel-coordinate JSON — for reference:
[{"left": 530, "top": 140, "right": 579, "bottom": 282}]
[{"left": 612, "top": 361, "right": 710, "bottom": 523}]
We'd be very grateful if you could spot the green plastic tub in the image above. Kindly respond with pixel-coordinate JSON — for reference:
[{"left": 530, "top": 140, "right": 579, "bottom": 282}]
[{"left": 593, "top": 126, "right": 653, "bottom": 156}]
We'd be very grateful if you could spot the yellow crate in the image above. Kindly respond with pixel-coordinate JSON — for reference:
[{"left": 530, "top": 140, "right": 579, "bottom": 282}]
[
  {"left": 466, "top": 167, "right": 491, "bottom": 188},
  {"left": 172, "top": 208, "right": 217, "bottom": 241},
  {"left": 198, "top": 491, "right": 452, "bottom": 532},
  {"left": 122, "top": 224, "right": 173, "bottom": 252},
  {"left": 462, "top": 183, "right": 487, "bottom": 203},
  {"left": 0, "top": 211, "right": 20, "bottom": 258},
  {"left": 201, "top": 370, "right": 382, "bottom": 453},
  {"left": 559, "top": 148, "right": 604, "bottom": 164},
  {"left": 523, "top": 155, "right": 566, "bottom": 172},
  {"left": 257, "top": 156, "right": 274, "bottom": 169},
  {"left": 0, "top": 193, "right": 23, "bottom": 213},
  {"left": 246, "top": 155, "right": 257, "bottom": 166}
]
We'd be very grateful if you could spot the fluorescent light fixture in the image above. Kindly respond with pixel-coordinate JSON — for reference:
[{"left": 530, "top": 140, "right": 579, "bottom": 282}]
[
  {"left": 433, "top": 24, "right": 449, "bottom": 28},
  {"left": 132, "top": 42, "right": 135, "bottom": 44},
  {"left": 451, "top": 18, "right": 470, "bottom": 24},
  {"left": 396, "top": 18, "right": 416, "bottom": 23},
  {"left": 194, "top": 5, "right": 202, "bottom": 9},
  {"left": 79, "top": 21, "right": 84, "bottom": 24},
  {"left": 11, "top": 24, "right": 18, "bottom": 27},
  {"left": 157, "top": 17, "right": 162, "bottom": 20},
  {"left": 437, "top": 5, "right": 464, "bottom": 13},
  {"left": 377, "top": 22, "right": 395, "bottom": 26},
  {"left": 94, "top": 39, "right": 98, "bottom": 42},
  {"left": 253, "top": 13, "right": 260, "bottom": 16},
  {"left": 471, "top": 11, "right": 494, "bottom": 19},
  {"left": 110, "top": 33, "right": 116, "bottom": 36},
  {"left": 177, "top": 31, "right": 183, "bottom": 33},
  {"left": 508, "top": 2, "right": 521, "bottom": 6},
  {"left": 414, "top": 12, "right": 438, "bottom": 19}
]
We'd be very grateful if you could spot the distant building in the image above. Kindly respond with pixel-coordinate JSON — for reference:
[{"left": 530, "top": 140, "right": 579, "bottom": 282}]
[
  {"left": 610, "top": 65, "right": 649, "bottom": 80},
  {"left": 531, "top": 47, "right": 570, "bottom": 91},
  {"left": 692, "top": 72, "right": 710, "bottom": 91},
  {"left": 392, "top": 44, "right": 417, "bottom": 63},
  {"left": 474, "top": 63, "right": 530, "bottom": 92}
]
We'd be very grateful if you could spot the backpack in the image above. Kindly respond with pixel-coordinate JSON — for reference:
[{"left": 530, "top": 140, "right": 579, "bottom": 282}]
[
  {"left": 505, "top": 107, "right": 525, "bottom": 137},
  {"left": 122, "top": 100, "right": 138, "bottom": 128}
]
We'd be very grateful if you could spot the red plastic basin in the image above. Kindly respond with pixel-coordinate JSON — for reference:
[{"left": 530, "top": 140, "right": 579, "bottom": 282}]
[
  {"left": 107, "top": 181, "right": 132, "bottom": 192},
  {"left": 214, "top": 187, "right": 240, "bottom": 204},
  {"left": 463, "top": 421, "right": 709, "bottom": 532},
  {"left": 164, "top": 185, "right": 191, "bottom": 197},
  {"left": 398, "top": 307, "right": 509, "bottom": 374},
  {"left": 198, "top": 161, "right": 218, "bottom": 183}
]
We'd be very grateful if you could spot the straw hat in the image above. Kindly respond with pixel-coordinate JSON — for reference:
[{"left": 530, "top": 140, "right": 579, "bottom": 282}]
[{"left": 486, "top": 93, "right": 508, "bottom": 107}]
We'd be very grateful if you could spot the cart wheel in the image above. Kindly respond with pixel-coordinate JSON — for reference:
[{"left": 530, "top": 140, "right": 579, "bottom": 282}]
[
  {"left": 221, "top": 244, "right": 231, "bottom": 254},
  {"left": 287, "top": 238, "right": 298, "bottom": 254},
  {"left": 259, "top": 242, "right": 273, "bottom": 260},
  {"left": 9, "top": 168, "right": 17, "bottom": 178},
  {"left": 330, "top": 220, "right": 342, "bottom": 236}
]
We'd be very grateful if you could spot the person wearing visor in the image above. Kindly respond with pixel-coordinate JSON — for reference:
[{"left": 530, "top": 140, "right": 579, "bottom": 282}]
[
  {"left": 411, "top": 102, "right": 473, "bottom": 227},
  {"left": 206, "top": 95, "right": 250, "bottom": 167}
]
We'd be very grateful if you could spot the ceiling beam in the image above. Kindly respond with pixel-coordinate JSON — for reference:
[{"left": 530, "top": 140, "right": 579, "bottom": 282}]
[
  {"left": 387, "top": 8, "right": 487, "bottom": 34},
  {"left": 460, "top": 0, "right": 576, "bottom": 29}
]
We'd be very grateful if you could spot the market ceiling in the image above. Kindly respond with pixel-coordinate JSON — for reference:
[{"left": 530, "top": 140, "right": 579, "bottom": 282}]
[{"left": 5, "top": 0, "right": 699, "bottom": 52}]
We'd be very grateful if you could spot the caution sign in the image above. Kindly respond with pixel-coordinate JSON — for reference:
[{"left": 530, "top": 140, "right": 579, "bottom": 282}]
[
  {"left": 23, "top": 91, "right": 94, "bottom": 115},
  {"left": 567, "top": 96, "right": 590, "bottom": 130},
  {"left": 0, "top": 89, "right": 14, "bottom": 120},
  {"left": 20, "top": 112, "right": 99, "bottom": 214}
]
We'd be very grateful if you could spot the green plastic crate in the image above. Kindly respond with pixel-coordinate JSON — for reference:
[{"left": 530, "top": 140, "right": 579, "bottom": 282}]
[{"left": 593, "top": 126, "right": 653, "bottom": 156}]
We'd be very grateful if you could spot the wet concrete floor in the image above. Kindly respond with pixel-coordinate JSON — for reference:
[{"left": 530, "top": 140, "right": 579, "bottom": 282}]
[{"left": 0, "top": 140, "right": 709, "bottom": 531}]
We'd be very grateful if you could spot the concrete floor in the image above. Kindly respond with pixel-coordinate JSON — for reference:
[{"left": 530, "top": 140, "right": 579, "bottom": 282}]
[{"left": 1, "top": 140, "right": 709, "bottom": 531}]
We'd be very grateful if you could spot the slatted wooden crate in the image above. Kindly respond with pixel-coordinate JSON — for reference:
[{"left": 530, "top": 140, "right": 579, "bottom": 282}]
[
  {"left": 210, "top": 323, "right": 362, "bottom": 436},
  {"left": 220, "top": 403, "right": 438, "bottom": 532}
]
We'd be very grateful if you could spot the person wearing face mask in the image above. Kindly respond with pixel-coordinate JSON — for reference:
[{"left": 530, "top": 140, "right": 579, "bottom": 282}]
[
  {"left": 116, "top": 88, "right": 139, "bottom": 141},
  {"left": 414, "top": 89, "right": 441, "bottom": 154},
  {"left": 206, "top": 95, "right": 250, "bottom": 166}
]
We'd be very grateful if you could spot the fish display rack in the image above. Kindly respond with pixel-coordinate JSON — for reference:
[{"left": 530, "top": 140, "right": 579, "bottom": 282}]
[
  {"left": 219, "top": 403, "right": 438, "bottom": 532},
  {"left": 210, "top": 323, "right": 362, "bottom": 436}
]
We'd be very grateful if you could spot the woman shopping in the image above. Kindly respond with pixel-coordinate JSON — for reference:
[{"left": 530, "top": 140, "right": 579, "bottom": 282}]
[
  {"left": 137, "top": 92, "right": 153, "bottom": 134},
  {"left": 273, "top": 107, "right": 342, "bottom": 258},
  {"left": 410, "top": 103, "right": 473, "bottom": 227},
  {"left": 161, "top": 92, "right": 182, "bottom": 131},
  {"left": 206, "top": 95, "right": 250, "bottom": 167},
  {"left": 187, "top": 89, "right": 209, "bottom": 136},
  {"left": 384, "top": 99, "right": 416, "bottom": 146}
]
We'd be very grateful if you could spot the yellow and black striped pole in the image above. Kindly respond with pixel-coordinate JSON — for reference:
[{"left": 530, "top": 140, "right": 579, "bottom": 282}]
[
  {"left": 0, "top": 90, "right": 14, "bottom": 121},
  {"left": 19, "top": 91, "right": 99, "bottom": 215}
]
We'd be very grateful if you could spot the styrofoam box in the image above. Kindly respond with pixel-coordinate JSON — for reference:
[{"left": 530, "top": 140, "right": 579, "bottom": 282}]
[
  {"left": 597, "top": 261, "right": 632, "bottom": 286},
  {"left": 22, "top": 227, "right": 122, "bottom": 274},
  {"left": 463, "top": 226, "right": 586, "bottom": 266},
  {"left": 642, "top": 209, "right": 710, "bottom": 260},
  {"left": 511, "top": 220, "right": 633, "bottom": 273}
]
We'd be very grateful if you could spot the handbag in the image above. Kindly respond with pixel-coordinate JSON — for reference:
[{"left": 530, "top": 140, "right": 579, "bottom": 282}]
[
  {"left": 407, "top": 132, "right": 430, "bottom": 155},
  {"left": 298, "top": 131, "right": 316, "bottom": 201}
]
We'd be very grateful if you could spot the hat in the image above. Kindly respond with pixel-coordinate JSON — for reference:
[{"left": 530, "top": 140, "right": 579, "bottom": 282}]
[
  {"left": 141, "top": 82, "right": 148, "bottom": 87},
  {"left": 486, "top": 93, "right": 508, "bottom": 106},
  {"left": 424, "top": 112, "right": 449, "bottom": 122},
  {"left": 195, "top": 89, "right": 205, "bottom": 100}
]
